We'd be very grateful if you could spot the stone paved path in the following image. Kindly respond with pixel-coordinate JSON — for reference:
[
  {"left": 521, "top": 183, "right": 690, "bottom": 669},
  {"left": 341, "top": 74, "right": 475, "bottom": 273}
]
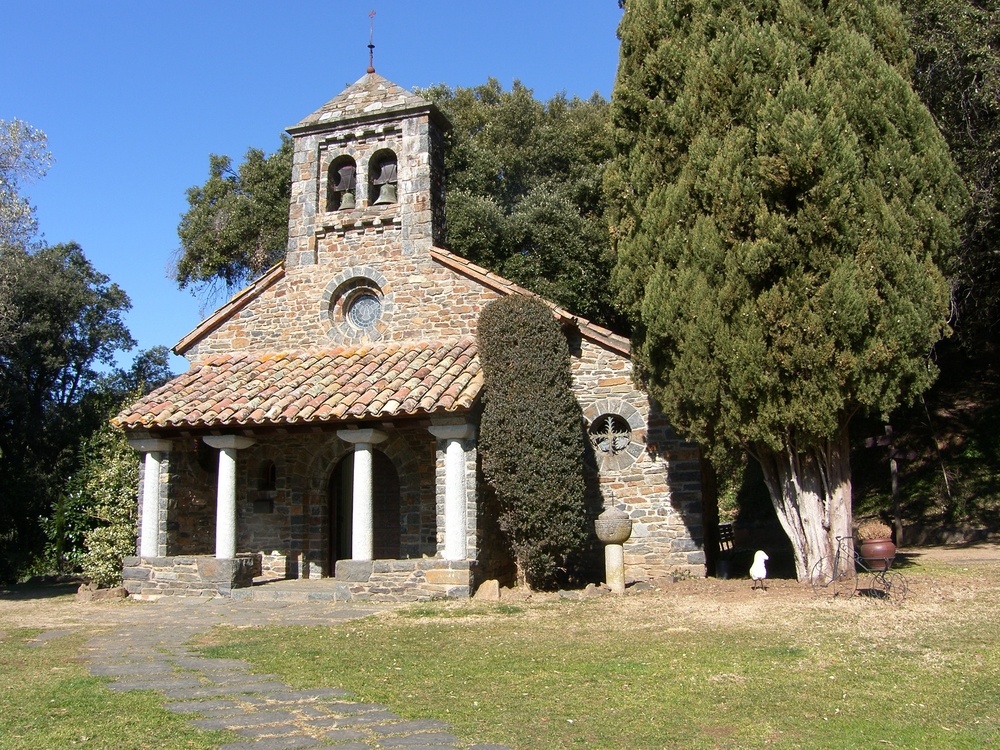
[{"left": 76, "top": 598, "right": 510, "bottom": 750}]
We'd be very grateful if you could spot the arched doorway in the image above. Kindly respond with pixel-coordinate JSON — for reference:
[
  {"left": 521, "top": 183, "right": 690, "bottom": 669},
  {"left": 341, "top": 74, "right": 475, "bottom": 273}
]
[{"left": 328, "top": 449, "right": 401, "bottom": 572}]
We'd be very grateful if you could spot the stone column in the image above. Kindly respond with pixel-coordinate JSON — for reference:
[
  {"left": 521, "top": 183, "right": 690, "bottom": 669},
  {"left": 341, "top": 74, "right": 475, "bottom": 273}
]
[
  {"left": 428, "top": 423, "right": 476, "bottom": 561},
  {"left": 127, "top": 438, "right": 172, "bottom": 558},
  {"left": 336, "top": 428, "right": 387, "bottom": 561},
  {"left": 203, "top": 435, "right": 256, "bottom": 559}
]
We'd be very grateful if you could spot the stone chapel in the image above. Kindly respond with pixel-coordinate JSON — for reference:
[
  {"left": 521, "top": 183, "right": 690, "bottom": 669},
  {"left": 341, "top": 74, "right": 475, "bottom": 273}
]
[{"left": 112, "top": 71, "right": 705, "bottom": 600}]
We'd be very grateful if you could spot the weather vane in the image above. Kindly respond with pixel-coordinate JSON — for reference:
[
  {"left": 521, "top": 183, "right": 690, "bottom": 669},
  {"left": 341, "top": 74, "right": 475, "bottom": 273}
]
[{"left": 367, "top": 10, "right": 376, "bottom": 74}]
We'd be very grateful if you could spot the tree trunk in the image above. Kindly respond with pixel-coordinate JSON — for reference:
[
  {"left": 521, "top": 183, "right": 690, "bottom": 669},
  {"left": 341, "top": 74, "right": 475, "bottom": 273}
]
[{"left": 754, "top": 422, "right": 853, "bottom": 582}]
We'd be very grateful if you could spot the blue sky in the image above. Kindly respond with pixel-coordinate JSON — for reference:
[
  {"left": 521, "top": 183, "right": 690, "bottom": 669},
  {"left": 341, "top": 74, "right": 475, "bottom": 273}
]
[{"left": 5, "top": 1, "right": 624, "bottom": 373}]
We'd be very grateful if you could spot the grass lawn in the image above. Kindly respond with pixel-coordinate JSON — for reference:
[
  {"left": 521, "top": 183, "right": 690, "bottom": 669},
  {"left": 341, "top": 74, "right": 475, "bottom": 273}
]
[
  {"left": 199, "top": 555, "right": 1000, "bottom": 749},
  {"left": 0, "top": 628, "right": 235, "bottom": 750},
  {"left": 0, "top": 552, "right": 995, "bottom": 749}
]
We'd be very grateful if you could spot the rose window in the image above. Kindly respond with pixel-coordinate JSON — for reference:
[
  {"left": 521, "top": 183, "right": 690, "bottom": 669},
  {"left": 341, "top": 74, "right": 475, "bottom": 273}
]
[
  {"left": 347, "top": 291, "right": 382, "bottom": 329},
  {"left": 589, "top": 414, "right": 632, "bottom": 455}
]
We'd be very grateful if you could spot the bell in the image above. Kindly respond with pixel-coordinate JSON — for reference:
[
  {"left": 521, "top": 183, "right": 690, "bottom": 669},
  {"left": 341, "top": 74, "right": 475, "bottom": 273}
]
[
  {"left": 339, "top": 191, "right": 356, "bottom": 210},
  {"left": 334, "top": 165, "right": 356, "bottom": 191},
  {"left": 372, "top": 161, "right": 397, "bottom": 185},
  {"left": 373, "top": 181, "right": 397, "bottom": 205}
]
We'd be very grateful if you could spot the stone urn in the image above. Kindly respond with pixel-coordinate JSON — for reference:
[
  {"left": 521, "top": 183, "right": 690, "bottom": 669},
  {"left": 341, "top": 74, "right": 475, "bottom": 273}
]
[
  {"left": 595, "top": 507, "right": 633, "bottom": 545},
  {"left": 595, "top": 508, "right": 633, "bottom": 593}
]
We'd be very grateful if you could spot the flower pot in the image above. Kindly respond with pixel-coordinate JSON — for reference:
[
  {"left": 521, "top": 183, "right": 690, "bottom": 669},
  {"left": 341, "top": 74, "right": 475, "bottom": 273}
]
[{"left": 859, "top": 538, "right": 896, "bottom": 571}]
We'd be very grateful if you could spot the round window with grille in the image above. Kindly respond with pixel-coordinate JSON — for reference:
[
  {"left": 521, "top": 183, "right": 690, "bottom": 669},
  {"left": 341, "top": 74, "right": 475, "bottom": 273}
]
[
  {"left": 589, "top": 414, "right": 633, "bottom": 455},
  {"left": 346, "top": 291, "right": 382, "bottom": 329}
]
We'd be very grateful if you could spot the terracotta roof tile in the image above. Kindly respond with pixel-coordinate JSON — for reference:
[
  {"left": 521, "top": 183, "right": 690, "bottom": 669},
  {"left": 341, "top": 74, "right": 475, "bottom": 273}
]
[{"left": 112, "top": 338, "right": 482, "bottom": 432}]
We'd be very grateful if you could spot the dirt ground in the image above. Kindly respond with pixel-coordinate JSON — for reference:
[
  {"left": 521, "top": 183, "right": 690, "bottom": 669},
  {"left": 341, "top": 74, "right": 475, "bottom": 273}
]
[{"left": 1, "top": 542, "right": 997, "bottom": 633}]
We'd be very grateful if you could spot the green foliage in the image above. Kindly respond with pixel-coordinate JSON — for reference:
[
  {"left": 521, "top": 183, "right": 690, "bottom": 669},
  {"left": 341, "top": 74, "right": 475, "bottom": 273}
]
[
  {"left": 39, "top": 423, "right": 139, "bottom": 585},
  {"left": 477, "top": 295, "right": 590, "bottom": 589},
  {"left": 0, "top": 242, "right": 135, "bottom": 579},
  {"left": 607, "top": 0, "right": 966, "bottom": 460},
  {"left": 174, "top": 136, "right": 293, "bottom": 297},
  {"left": 424, "top": 80, "right": 624, "bottom": 330},
  {"left": 905, "top": 0, "right": 1000, "bottom": 345},
  {"left": 173, "top": 82, "right": 624, "bottom": 330},
  {"left": 0, "top": 118, "right": 52, "bottom": 248},
  {"left": 77, "top": 424, "right": 139, "bottom": 586},
  {"left": 38, "top": 349, "right": 171, "bottom": 582}
]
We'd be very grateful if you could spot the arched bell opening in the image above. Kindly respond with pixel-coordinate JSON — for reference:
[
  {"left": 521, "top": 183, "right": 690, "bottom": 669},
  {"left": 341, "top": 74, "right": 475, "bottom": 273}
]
[
  {"left": 326, "top": 155, "right": 358, "bottom": 211},
  {"left": 368, "top": 149, "right": 398, "bottom": 206}
]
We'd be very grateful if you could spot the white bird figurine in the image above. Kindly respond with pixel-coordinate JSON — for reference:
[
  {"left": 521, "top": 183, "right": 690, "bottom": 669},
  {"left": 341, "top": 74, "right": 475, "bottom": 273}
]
[{"left": 750, "top": 550, "right": 769, "bottom": 591}]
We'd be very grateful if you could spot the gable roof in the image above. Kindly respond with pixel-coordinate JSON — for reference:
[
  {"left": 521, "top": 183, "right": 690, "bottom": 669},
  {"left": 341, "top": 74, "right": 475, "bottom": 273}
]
[
  {"left": 287, "top": 72, "right": 448, "bottom": 135},
  {"left": 175, "top": 264, "right": 285, "bottom": 356},
  {"left": 173, "top": 249, "right": 630, "bottom": 358},
  {"left": 113, "top": 338, "right": 481, "bottom": 433},
  {"left": 429, "top": 248, "right": 631, "bottom": 357}
]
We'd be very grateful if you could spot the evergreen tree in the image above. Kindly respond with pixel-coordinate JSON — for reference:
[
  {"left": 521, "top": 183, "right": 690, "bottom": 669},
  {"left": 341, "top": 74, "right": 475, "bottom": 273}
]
[
  {"left": 0, "top": 242, "right": 136, "bottom": 578},
  {"left": 905, "top": 0, "right": 1000, "bottom": 346},
  {"left": 607, "top": 0, "right": 967, "bottom": 579},
  {"left": 477, "top": 295, "right": 590, "bottom": 590}
]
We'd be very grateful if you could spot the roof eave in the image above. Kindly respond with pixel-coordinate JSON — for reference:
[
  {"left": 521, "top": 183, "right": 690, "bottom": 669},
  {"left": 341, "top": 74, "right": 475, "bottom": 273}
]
[
  {"left": 174, "top": 263, "right": 286, "bottom": 356},
  {"left": 429, "top": 247, "right": 631, "bottom": 357}
]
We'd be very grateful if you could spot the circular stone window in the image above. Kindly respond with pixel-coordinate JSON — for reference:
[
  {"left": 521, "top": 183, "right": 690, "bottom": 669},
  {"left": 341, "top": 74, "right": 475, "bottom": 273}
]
[
  {"left": 346, "top": 290, "right": 382, "bottom": 329},
  {"left": 589, "top": 414, "right": 633, "bottom": 456},
  {"left": 321, "top": 268, "right": 393, "bottom": 345}
]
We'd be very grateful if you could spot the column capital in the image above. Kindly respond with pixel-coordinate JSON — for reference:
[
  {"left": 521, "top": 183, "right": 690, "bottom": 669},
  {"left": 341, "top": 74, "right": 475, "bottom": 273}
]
[
  {"left": 428, "top": 423, "right": 476, "bottom": 441},
  {"left": 128, "top": 437, "right": 172, "bottom": 453},
  {"left": 203, "top": 435, "right": 256, "bottom": 451},
  {"left": 337, "top": 428, "right": 387, "bottom": 445}
]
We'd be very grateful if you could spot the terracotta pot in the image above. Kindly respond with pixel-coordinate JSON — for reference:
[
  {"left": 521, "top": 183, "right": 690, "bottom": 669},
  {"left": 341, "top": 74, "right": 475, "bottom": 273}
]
[{"left": 859, "top": 538, "right": 896, "bottom": 571}]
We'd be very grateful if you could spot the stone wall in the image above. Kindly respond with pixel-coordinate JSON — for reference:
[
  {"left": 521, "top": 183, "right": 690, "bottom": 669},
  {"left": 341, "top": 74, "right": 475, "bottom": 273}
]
[
  {"left": 333, "top": 559, "right": 472, "bottom": 602},
  {"left": 571, "top": 334, "right": 705, "bottom": 580},
  {"left": 123, "top": 554, "right": 259, "bottom": 600}
]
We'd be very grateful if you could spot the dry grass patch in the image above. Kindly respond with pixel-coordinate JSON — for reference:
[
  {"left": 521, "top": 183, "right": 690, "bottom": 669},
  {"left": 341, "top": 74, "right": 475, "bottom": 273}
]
[{"left": 201, "top": 554, "right": 1000, "bottom": 749}]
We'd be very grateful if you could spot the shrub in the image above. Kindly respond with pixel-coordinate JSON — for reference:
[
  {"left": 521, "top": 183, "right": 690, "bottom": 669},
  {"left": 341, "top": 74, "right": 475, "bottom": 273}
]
[
  {"left": 45, "top": 424, "right": 138, "bottom": 586},
  {"left": 477, "top": 294, "right": 590, "bottom": 590}
]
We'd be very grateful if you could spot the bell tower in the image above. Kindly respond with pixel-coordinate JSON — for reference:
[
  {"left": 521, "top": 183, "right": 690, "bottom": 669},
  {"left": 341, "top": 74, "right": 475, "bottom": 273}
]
[{"left": 284, "top": 72, "right": 449, "bottom": 269}]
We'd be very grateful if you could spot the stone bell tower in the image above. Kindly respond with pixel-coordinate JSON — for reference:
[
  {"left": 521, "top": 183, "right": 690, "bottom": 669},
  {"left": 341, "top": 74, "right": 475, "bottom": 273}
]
[{"left": 284, "top": 72, "right": 449, "bottom": 270}]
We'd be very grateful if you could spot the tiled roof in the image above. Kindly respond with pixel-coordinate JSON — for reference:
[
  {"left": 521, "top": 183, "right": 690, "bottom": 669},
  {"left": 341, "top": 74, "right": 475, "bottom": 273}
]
[{"left": 113, "top": 338, "right": 481, "bottom": 432}]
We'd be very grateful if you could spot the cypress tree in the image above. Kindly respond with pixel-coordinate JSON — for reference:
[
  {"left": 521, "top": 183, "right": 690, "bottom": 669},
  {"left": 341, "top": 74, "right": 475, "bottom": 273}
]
[
  {"left": 477, "top": 295, "right": 590, "bottom": 590},
  {"left": 606, "top": 0, "right": 967, "bottom": 580}
]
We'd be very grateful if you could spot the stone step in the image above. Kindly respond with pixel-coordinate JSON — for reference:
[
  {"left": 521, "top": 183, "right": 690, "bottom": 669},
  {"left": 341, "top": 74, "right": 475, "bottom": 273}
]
[{"left": 230, "top": 579, "right": 342, "bottom": 602}]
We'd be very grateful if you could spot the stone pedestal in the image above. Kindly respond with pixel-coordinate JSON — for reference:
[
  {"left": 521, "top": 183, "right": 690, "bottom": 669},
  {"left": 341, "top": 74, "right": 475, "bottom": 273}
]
[{"left": 595, "top": 507, "right": 633, "bottom": 594}]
